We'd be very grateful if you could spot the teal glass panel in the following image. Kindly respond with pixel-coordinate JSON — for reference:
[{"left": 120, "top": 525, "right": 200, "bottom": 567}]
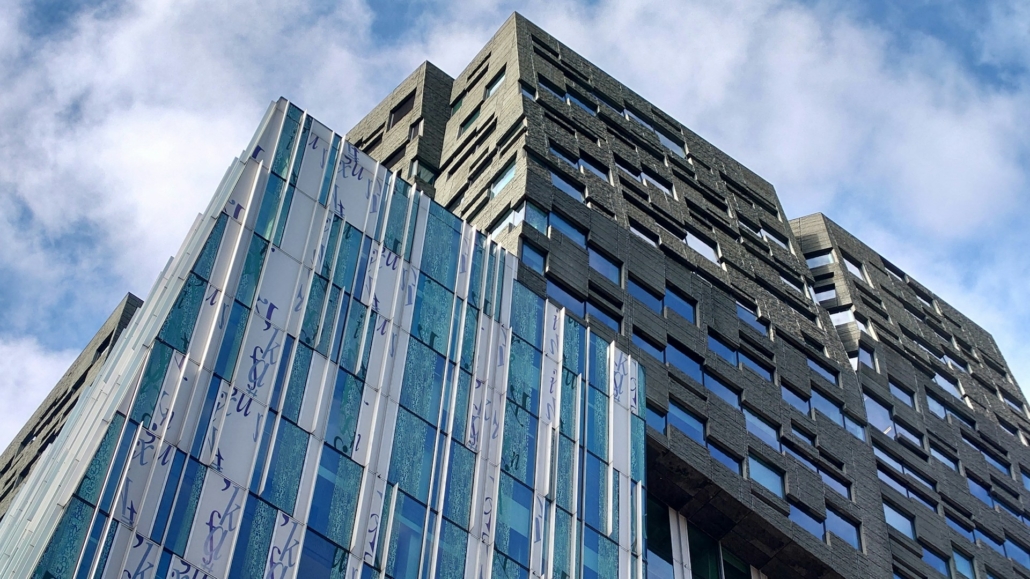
[
  {"left": 583, "top": 452, "right": 607, "bottom": 532},
  {"left": 151, "top": 449, "right": 186, "bottom": 543},
  {"left": 281, "top": 342, "right": 313, "bottom": 424},
  {"left": 483, "top": 246, "right": 497, "bottom": 319},
  {"left": 74, "top": 512, "right": 107, "bottom": 579},
  {"left": 413, "top": 273, "right": 454, "bottom": 355},
  {"left": 236, "top": 234, "right": 268, "bottom": 308},
  {"left": 610, "top": 474, "right": 620, "bottom": 541},
  {"left": 90, "top": 520, "right": 118, "bottom": 579},
  {"left": 319, "top": 134, "right": 342, "bottom": 206},
  {"left": 467, "top": 232, "right": 485, "bottom": 308},
  {"left": 586, "top": 388, "right": 609, "bottom": 458},
  {"left": 356, "top": 311, "right": 377, "bottom": 381},
  {"left": 321, "top": 216, "right": 342, "bottom": 278},
  {"left": 559, "top": 368, "right": 577, "bottom": 438},
  {"left": 510, "top": 283, "right": 544, "bottom": 350},
  {"left": 270, "top": 337, "right": 295, "bottom": 411},
  {"left": 99, "top": 419, "right": 137, "bottom": 515},
  {"left": 588, "top": 333, "right": 608, "bottom": 391},
  {"left": 563, "top": 316, "right": 585, "bottom": 375},
  {"left": 422, "top": 203, "right": 462, "bottom": 291},
  {"left": 435, "top": 519, "right": 468, "bottom": 579},
  {"left": 309, "top": 444, "right": 363, "bottom": 548},
  {"left": 77, "top": 413, "right": 126, "bottom": 505},
  {"left": 556, "top": 435, "right": 575, "bottom": 511},
  {"left": 631, "top": 415, "right": 645, "bottom": 482},
  {"left": 157, "top": 272, "right": 207, "bottom": 353},
  {"left": 192, "top": 212, "right": 227, "bottom": 282},
  {"left": 31, "top": 496, "right": 94, "bottom": 579},
  {"left": 255, "top": 173, "right": 286, "bottom": 241},
  {"left": 388, "top": 408, "right": 436, "bottom": 503},
  {"left": 460, "top": 307, "right": 478, "bottom": 373},
  {"left": 688, "top": 526, "right": 721, "bottom": 579},
  {"left": 316, "top": 285, "right": 342, "bottom": 356},
  {"left": 492, "top": 550, "right": 529, "bottom": 579},
  {"left": 403, "top": 190, "right": 420, "bottom": 263},
  {"left": 272, "top": 184, "right": 296, "bottom": 247},
  {"left": 447, "top": 298, "right": 463, "bottom": 363},
  {"left": 583, "top": 526, "right": 618, "bottom": 579},
  {"left": 325, "top": 368, "right": 362, "bottom": 455},
  {"left": 386, "top": 492, "right": 426, "bottom": 579},
  {"left": 552, "top": 507, "right": 573, "bottom": 579},
  {"left": 501, "top": 404, "right": 538, "bottom": 486},
  {"left": 493, "top": 251, "right": 506, "bottom": 322},
  {"left": 496, "top": 473, "right": 533, "bottom": 567},
  {"left": 332, "top": 225, "right": 362, "bottom": 292},
  {"left": 401, "top": 337, "right": 446, "bottom": 424},
  {"left": 228, "top": 494, "right": 277, "bottom": 579},
  {"left": 443, "top": 440, "right": 475, "bottom": 529},
  {"left": 262, "top": 418, "right": 309, "bottom": 514},
  {"left": 297, "top": 527, "right": 348, "bottom": 578},
  {"left": 451, "top": 371, "right": 471, "bottom": 444},
  {"left": 338, "top": 297, "right": 367, "bottom": 377},
  {"left": 508, "top": 335, "right": 541, "bottom": 415},
  {"left": 383, "top": 185, "right": 411, "bottom": 256},
  {"left": 214, "top": 300, "right": 250, "bottom": 380},
  {"left": 272, "top": 104, "right": 303, "bottom": 178},
  {"left": 167, "top": 458, "right": 206, "bottom": 556},
  {"left": 289, "top": 116, "right": 312, "bottom": 185},
  {"left": 300, "top": 275, "right": 329, "bottom": 347}
]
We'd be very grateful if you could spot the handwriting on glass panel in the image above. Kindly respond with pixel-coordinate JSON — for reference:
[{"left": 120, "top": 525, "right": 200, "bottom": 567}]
[
  {"left": 124, "top": 534, "right": 156, "bottom": 579},
  {"left": 266, "top": 513, "right": 301, "bottom": 579},
  {"left": 247, "top": 327, "right": 281, "bottom": 396},
  {"left": 201, "top": 479, "right": 241, "bottom": 570}
]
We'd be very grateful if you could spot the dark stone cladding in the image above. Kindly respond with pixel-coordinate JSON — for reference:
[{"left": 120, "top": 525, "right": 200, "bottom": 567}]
[
  {"left": 347, "top": 12, "right": 1027, "bottom": 579},
  {"left": 0, "top": 293, "right": 142, "bottom": 523}
]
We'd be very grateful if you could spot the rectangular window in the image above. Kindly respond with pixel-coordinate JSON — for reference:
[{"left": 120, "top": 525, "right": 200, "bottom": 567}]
[
  {"left": 782, "top": 386, "right": 810, "bottom": 414},
  {"left": 632, "top": 329, "right": 664, "bottom": 362},
  {"left": 629, "top": 223, "right": 658, "bottom": 247},
  {"left": 656, "top": 129, "right": 686, "bottom": 158},
  {"left": 781, "top": 273, "right": 804, "bottom": 294},
  {"left": 749, "top": 454, "right": 784, "bottom": 497},
  {"left": 550, "top": 170, "right": 584, "bottom": 201},
  {"left": 646, "top": 405, "right": 667, "bottom": 434},
  {"left": 520, "top": 242, "right": 545, "bottom": 274},
  {"left": 708, "top": 333, "right": 738, "bottom": 366},
  {"left": 843, "top": 255, "right": 866, "bottom": 281},
  {"left": 389, "top": 91, "right": 416, "bottom": 128},
  {"left": 668, "top": 401, "right": 704, "bottom": 444},
  {"left": 666, "top": 288, "right": 695, "bottom": 323},
  {"left": 710, "top": 444, "right": 742, "bottom": 474},
  {"left": 642, "top": 167, "right": 673, "bottom": 197},
  {"left": 666, "top": 341, "right": 702, "bottom": 385},
  {"left": 549, "top": 142, "right": 578, "bottom": 168},
  {"left": 922, "top": 548, "right": 949, "bottom": 576},
  {"left": 883, "top": 502, "right": 915, "bottom": 538},
  {"left": 490, "top": 161, "right": 516, "bottom": 197},
  {"left": 814, "top": 284, "right": 836, "bottom": 302},
  {"left": 736, "top": 302, "right": 768, "bottom": 335},
  {"left": 458, "top": 107, "right": 480, "bottom": 136},
  {"left": 790, "top": 504, "right": 825, "bottom": 539},
  {"left": 740, "top": 350, "right": 773, "bottom": 382},
  {"left": 628, "top": 278, "right": 663, "bottom": 313},
  {"left": 705, "top": 372, "right": 740, "bottom": 408},
  {"left": 567, "top": 91, "right": 596, "bottom": 115},
  {"left": 826, "top": 508, "right": 860, "bottom": 549},
  {"left": 546, "top": 279, "right": 585, "bottom": 317},
  {"left": 484, "top": 70, "right": 506, "bottom": 98},
  {"left": 933, "top": 372, "right": 962, "bottom": 399},
  {"left": 744, "top": 409, "right": 780, "bottom": 449},
  {"left": 625, "top": 107, "right": 654, "bottom": 132},
  {"left": 805, "top": 250, "right": 835, "bottom": 269},
  {"left": 586, "top": 300, "right": 620, "bottom": 332},
  {"left": 548, "top": 212, "right": 586, "bottom": 247},
  {"left": 686, "top": 231, "right": 719, "bottom": 263},
  {"left": 538, "top": 76, "right": 564, "bottom": 100},
  {"left": 588, "top": 248, "right": 621, "bottom": 284},
  {"left": 579, "top": 154, "right": 609, "bottom": 182},
  {"left": 808, "top": 356, "right": 839, "bottom": 386},
  {"left": 930, "top": 444, "right": 958, "bottom": 471},
  {"left": 889, "top": 380, "right": 915, "bottom": 407}
]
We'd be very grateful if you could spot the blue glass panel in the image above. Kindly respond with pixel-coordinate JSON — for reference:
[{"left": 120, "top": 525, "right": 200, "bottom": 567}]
[
  {"left": 250, "top": 410, "right": 277, "bottom": 493},
  {"left": 189, "top": 375, "right": 222, "bottom": 460},
  {"left": 739, "top": 351, "right": 772, "bottom": 381},
  {"left": 520, "top": 243, "right": 545, "bottom": 273},
  {"left": 736, "top": 303, "right": 768, "bottom": 335},
  {"left": 483, "top": 247, "right": 497, "bottom": 319},
  {"left": 559, "top": 369, "right": 577, "bottom": 438},
  {"left": 131, "top": 340, "right": 174, "bottom": 428},
  {"left": 552, "top": 507, "right": 573, "bottom": 579},
  {"left": 386, "top": 492, "right": 426, "bottom": 579},
  {"left": 501, "top": 404, "right": 538, "bottom": 486},
  {"left": 808, "top": 356, "right": 839, "bottom": 386},
  {"left": 588, "top": 248, "right": 620, "bottom": 284},
  {"left": 309, "top": 444, "right": 363, "bottom": 548},
  {"left": 318, "top": 135, "right": 342, "bottom": 206},
  {"left": 91, "top": 521, "right": 118, "bottom": 579},
  {"left": 588, "top": 333, "right": 608, "bottom": 391},
  {"left": 156, "top": 549, "right": 172, "bottom": 579},
  {"left": 272, "top": 104, "right": 303, "bottom": 178},
  {"left": 401, "top": 338, "right": 446, "bottom": 424},
  {"left": 668, "top": 402, "right": 703, "bottom": 444},
  {"left": 167, "top": 458, "right": 206, "bottom": 556},
  {"left": 215, "top": 300, "right": 250, "bottom": 380},
  {"left": 586, "top": 388, "right": 608, "bottom": 458},
  {"left": 413, "top": 273, "right": 454, "bottom": 355},
  {"left": 237, "top": 234, "right": 269, "bottom": 308},
  {"left": 709, "top": 444, "right": 741, "bottom": 474},
  {"left": 333, "top": 225, "right": 362, "bottom": 292},
  {"left": 665, "top": 288, "right": 695, "bottom": 323},
  {"left": 320, "top": 216, "right": 343, "bottom": 279},
  {"left": 77, "top": 413, "right": 126, "bottom": 506},
  {"left": 460, "top": 307, "right": 477, "bottom": 374},
  {"left": 546, "top": 279, "right": 584, "bottom": 317},
  {"left": 262, "top": 418, "right": 309, "bottom": 514},
  {"left": 157, "top": 272, "right": 207, "bottom": 353},
  {"left": 493, "top": 550, "right": 530, "bottom": 579},
  {"left": 922, "top": 548, "right": 948, "bottom": 575},
  {"left": 74, "top": 512, "right": 107, "bottom": 579},
  {"left": 300, "top": 275, "right": 329, "bottom": 347},
  {"left": 510, "top": 283, "right": 544, "bottom": 350},
  {"left": 583, "top": 451, "right": 607, "bottom": 532},
  {"left": 422, "top": 203, "right": 462, "bottom": 291},
  {"left": 508, "top": 335, "right": 542, "bottom": 415},
  {"left": 269, "top": 336, "right": 294, "bottom": 412},
  {"left": 228, "top": 494, "right": 277, "bottom": 579},
  {"left": 707, "top": 334, "right": 737, "bottom": 365},
  {"left": 99, "top": 419, "right": 138, "bottom": 514},
  {"left": 443, "top": 440, "right": 475, "bottom": 529},
  {"left": 467, "top": 232, "right": 486, "bottom": 309},
  {"left": 383, "top": 186, "right": 411, "bottom": 256},
  {"left": 744, "top": 409, "right": 779, "bottom": 449},
  {"left": 631, "top": 415, "right": 645, "bottom": 482},
  {"left": 646, "top": 496, "right": 674, "bottom": 577},
  {"left": 632, "top": 331, "right": 663, "bottom": 363},
  {"left": 549, "top": 212, "right": 585, "bottom": 246},
  {"left": 556, "top": 435, "right": 575, "bottom": 511},
  {"left": 317, "top": 285, "right": 342, "bottom": 356},
  {"left": 31, "top": 496, "right": 95, "bottom": 579},
  {"left": 586, "top": 301, "right": 619, "bottom": 332},
  {"left": 272, "top": 185, "right": 296, "bottom": 247},
  {"left": 435, "top": 519, "right": 468, "bottom": 579},
  {"left": 749, "top": 454, "right": 784, "bottom": 497},
  {"left": 289, "top": 116, "right": 312, "bottom": 185},
  {"left": 564, "top": 316, "right": 585, "bottom": 375},
  {"left": 550, "top": 170, "right": 583, "bottom": 201},
  {"left": 325, "top": 368, "right": 362, "bottom": 455},
  {"left": 255, "top": 173, "right": 286, "bottom": 240},
  {"left": 388, "top": 408, "right": 436, "bottom": 503},
  {"left": 811, "top": 390, "right": 842, "bottom": 424},
  {"left": 666, "top": 342, "right": 702, "bottom": 384},
  {"left": 782, "top": 385, "right": 809, "bottom": 413},
  {"left": 627, "top": 279, "right": 662, "bottom": 313},
  {"left": 151, "top": 448, "right": 186, "bottom": 544},
  {"left": 193, "top": 212, "right": 227, "bottom": 282},
  {"left": 825, "top": 508, "right": 860, "bottom": 548},
  {"left": 704, "top": 372, "right": 739, "bottom": 408},
  {"left": 790, "top": 505, "right": 824, "bottom": 538},
  {"left": 583, "top": 526, "right": 618, "bottom": 579},
  {"left": 297, "top": 527, "right": 348, "bottom": 578},
  {"left": 452, "top": 371, "right": 471, "bottom": 444},
  {"left": 496, "top": 473, "right": 533, "bottom": 567},
  {"left": 281, "top": 343, "right": 313, "bottom": 424}
]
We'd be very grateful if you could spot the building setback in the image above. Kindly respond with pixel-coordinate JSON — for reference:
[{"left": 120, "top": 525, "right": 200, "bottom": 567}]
[{"left": 0, "top": 11, "right": 1026, "bottom": 579}]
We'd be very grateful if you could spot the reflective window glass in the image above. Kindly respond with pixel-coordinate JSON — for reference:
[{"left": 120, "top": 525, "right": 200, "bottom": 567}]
[{"left": 749, "top": 454, "right": 784, "bottom": 497}]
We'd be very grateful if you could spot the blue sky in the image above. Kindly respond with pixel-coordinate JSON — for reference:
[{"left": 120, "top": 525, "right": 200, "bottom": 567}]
[{"left": 0, "top": 0, "right": 1027, "bottom": 448}]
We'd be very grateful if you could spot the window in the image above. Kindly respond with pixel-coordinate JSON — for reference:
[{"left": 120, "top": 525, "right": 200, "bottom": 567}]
[
  {"left": 933, "top": 372, "right": 962, "bottom": 399},
  {"left": 579, "top": 154, "right": 609, "bottom": 182},
  {"left": 458, "top": 107, "right": 480, "bottom": 136},
  {"left": 628, "top": 278, "right": 663, "bottom": 313},
  {"left": 739, "top": 350, "right": 773, "bottom": 382},
  {"left": 567, "top": 91, "right": 596, "bottom": 115},
  {"left": 642, "top": 167, "right": 673, "bottom": 197},
  {"left": 704, "top": 372, "right": 740, "bottom": 408},
  {"left": 548, "top": 212, "right": 585, "bottom": 247},
  {"left": 883, "top": 502, "right": 915, "bottom": 538},
  {"left": 656, "top": 129, "right": 686, "bottom": 158},
  {"left": 790, "top": 504, "right": 826, "bottom": 539},
  {"left": 625, "top": 107, "right": 654, "bottom": 132},
  {"left": 925, "top": 392, "right": 975, "bottom": 428},
  {"left": 749, "top": 454, "right": 784, "bottom": 497},
  {"left": 586, "top": 300, "right": 619, "bottom": 332},
  {"left": 968, "top": 477, "right": 993, "bottom": 507},
  {"left": 1002, "top": 390, "right": 1026, "bottom": 416},
  {"left": 890, "top": 379, "right": 915, "bottom": 408},
  {"left": 708, "top": 334, "right": 737, "bottom": 366},
  {"left": 686, "top": 231, "right": 719, "bottom": 263},
  {"left": 538, "top": 76, "right": 564, "bottom": 100},
  {"left": 736, "top": 302, "right": 768, "bottom": 335},
  {"left": 549, "top": 170, "right": 584, "bottom": 201},
  {"left": 520, "top": 83, "right": 536, "bottom": 100},
  {"left": 782, "top": 385, "right": 810, "bottom": 414},
  {"left": 630, "top": 223, "right": 659, "bottom": 247},
  {"left": 808, "top": 356, "right": 839, "bottom": 386},
  {"left": 668, "top": 401, "right": 704, "bottom": 444},
  {"left": 781, "top": 273, "right": 804, "bottom": 294},
  {"left": 805, "top": 250, "right": 835, "bottom": 269},
  {"left": 710, "top": 443, "right": 742, "bottom": 474},
  {"left": 665, "top": 288, "right": 695, "bottom": 324},
  {"left": 490, "top": 161, "right": 516, "bottom": 197},
  {"left": 549, "top": 142, "right": 577, "bottom": 168},
  {"left": 632, "top": 329, "right": 664, "bottom": 362},
  {"left": 826, "top": 508, "right": 860, "bottom": 549},
  {"left": 484, "top": 70, "right": 505, "bottom": 98},
  {"left": 929, "top": 444, "right": 958, "bottom": 471},
  {"left": 745, "top": 409, "right": 780, "bottom": 449},
  {"left": 843, "top": 255, "right": 866, "bottom": 281},
  {"left": 546, "top": 279, "right": 584, "bottom": 317},
  {"left": 855, "top": 345, "right": 875, "bottom": 370},
  {"left": 953, "top": 551, "right": 974, "bottom": 579},
  {"left": 389, "top": 91, "right": 416, "bottom": 128},
  {"left": 520, "top": 242, "right": 545, "bottom": 274},
  {"left": 450, "top": 96, "right": 463, "bottom": 115},
  {"left": 923, "top": 547, "right": 949, "bottom": 577},
  {"left": 814, "top": 284, "right": 836, "bottom": 303},
  {"left": 830, "top": 308, "right": 855, "bottom": 327},
  {"left": 588, "top": 248, "right": 620, "bottom": 284}
]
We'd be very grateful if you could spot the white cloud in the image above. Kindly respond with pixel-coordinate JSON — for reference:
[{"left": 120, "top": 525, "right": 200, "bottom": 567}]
[{"left": 0, "top": 338, "right": 77, "bottom": 451}]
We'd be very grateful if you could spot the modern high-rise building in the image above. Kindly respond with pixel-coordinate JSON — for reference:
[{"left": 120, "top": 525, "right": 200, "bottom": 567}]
[{"left": 0, "top": 12, "right": 1027, "bottom": 579}]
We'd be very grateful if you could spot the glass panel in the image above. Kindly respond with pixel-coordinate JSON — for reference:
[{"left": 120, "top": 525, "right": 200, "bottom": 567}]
[
  {"left": 707, "top": 334, "right": 737, "bottom": 365},
  {"left": 688, "top": 526, "right": 721, "bottom": 579},
  {"left": 805, "top": 250, "right": 834, "bottom": 268},
  {"left": 167, "top": 458, "right": 206, "bottom": 556},
  {"left": 262, "top": 418, "right": 308, "bottom": 514},
  {"left": 586, "top": 301, "right": 619, "bottom": 332},
  {"left": 627, "top": 278, "right": 662, "bottom": 313},
  {"left": 508, "top": 335, "right": 542, "bottom": 415},
  {"left": 443, "top": 440, "right": 475, "bottom": 528},
  {"left": 501, "top": 404, "right": 538, "bottom": 486},
  {"left": 704, "top": 372, "right": 739, "bottom": 408},
  {"left": 401, "top": 337, "right": 446, "bottom": 423},
  {"left": 308, "top": 444, "right": 363, "bottom": 548},
  {"left": 709, "top": 444, "right": 741, "bottom": 474},
  {"left": 214, "top": 300, "right": 250, "bottom": 380},
  {"left": 521, "top": 243, "right": 544, "bottom": 273},
  {"left": 388, "top": 408, "right": 436, "bottom": 503},
  {"left": 883, "top": 502, "right": 914, "bottom": 538},
  {"left": 563, "top": 316, "right": 585, "bottom": 375},
  {"left": 77, "top": 413, "right": 127, "bottom": 506},
  {"left": 422, "top": 204, "right": 462, "bottom": 291},
  {"left": 721, "top": 548, "right": 750, "bottom": 579},
  {"left": 510, "top": 283, "right": 544, "bottom": 349},
  {"left": 583, "top": 526, "right": 618, "bottom": 579},
  {"left": 739, "top": 351, "right": 772, "bottom": 381},
  {"left": 668, "top": 402, "right": 703, "bottom": 443},
  {"left": 32, "top": 496, "right": 95, "bottom": 579},
  {"left": 496, "top": 473, "right": 533, "bottom": 567},
  {"left": 808, "top": 356, "right": 839, "bottom": 386},
  {"left": 228, "top": 493, "right": 277, "bottom": 579},
  {"left": 826, "top": 507, "right": 859, "bottom": 549},
  {"left": 157, "top": 272, "right": 207, "bottom": 353},
  {"left": 790, "top": 504, "right": 824, "bottom": 538},
  {"left": 665, "top": 289, "right": 694, "bottom": 323},
  {"left": 736, "top": 302, "right": 767, "bottom": 335},
  {"left": 386, "top": 492, "right": 426, "bottom": 579},
  {"left": 744, "top": 409, "right": 779, "bottom": 449},
  {"left": 281, "top": 343, "right": 313, "bottom": 424},
  {"left": 237, "top": 234, "right": 269, "bottom": 308},
  {"left": 589, "top": 248, "right": 620, "bottom": 284},
  {"left": 782, "top": 386, "right": 809, "bottom": 414},
  {"left": 435, "top": 519, "right": 468, "bottom": 578},
  {"left": 297, "top": 527, "right": 348, "bottom": 578},
  {"left": 549, "top": 212, "right": 586, "bottom": 246},
  {"left": 547, "top": 279, "right": 585, "bottom": 317},
  {"left": 193, "top": 213, "right": 228, "bottom": 281},
  {"left": 749, "top": 454, "right": 784, "bottom": 497},
  {"left": 811, "top": 390, "right": 842, "bottom": 424}
]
